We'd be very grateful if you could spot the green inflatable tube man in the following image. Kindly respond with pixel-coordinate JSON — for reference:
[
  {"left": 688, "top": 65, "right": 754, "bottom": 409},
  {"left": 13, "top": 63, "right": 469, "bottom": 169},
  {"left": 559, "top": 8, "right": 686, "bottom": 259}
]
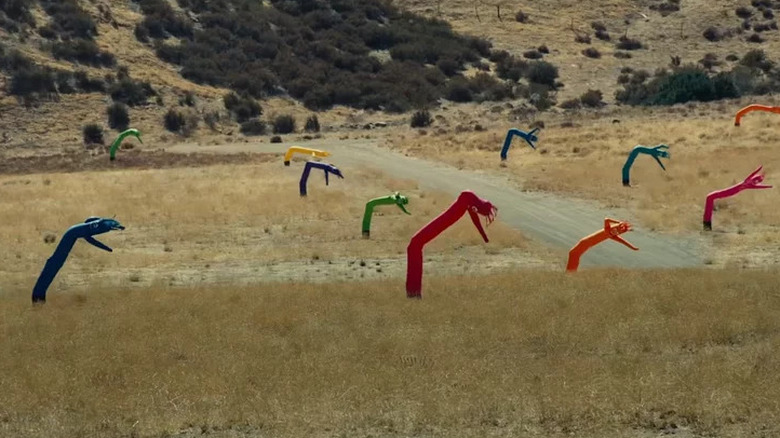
[
  {"left": 109, "top": 129, "right": 142, "bottom": 161},
  {"left": 362, "top": 192, "right": 411, "bottom": 238}
]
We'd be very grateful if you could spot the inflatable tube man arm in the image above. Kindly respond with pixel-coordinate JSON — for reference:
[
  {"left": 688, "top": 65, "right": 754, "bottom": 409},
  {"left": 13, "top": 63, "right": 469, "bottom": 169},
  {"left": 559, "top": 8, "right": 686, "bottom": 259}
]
[
  {"left": 84, "top": 236, "right": 113, "bottom": 252},
  {"left": 524, "top": 128, "right": 540, "bottom": 150},
  {"left": 467, "top": 202, "right": 498, "bottom": 243},
  {"left": 604, "top": 218, "right": 639, "bottom": 250},
  {"left": 392, "top": 192, "right": 412, "bottom": 215},
  {"left": 740, "top": 165, "right": 772, "bottom": 190},
  {"left": 323, "top": 164, "right": 344, "bottom": 185},
  {"left": 649, "top": 144, "right": 670, "bottom": 171}
]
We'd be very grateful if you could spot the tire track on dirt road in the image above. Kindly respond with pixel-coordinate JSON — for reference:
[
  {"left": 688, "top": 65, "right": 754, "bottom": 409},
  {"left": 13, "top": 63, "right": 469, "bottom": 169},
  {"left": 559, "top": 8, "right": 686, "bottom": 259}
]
[{"left": 167, "top": 138, "right": 703, "bottom": 269}]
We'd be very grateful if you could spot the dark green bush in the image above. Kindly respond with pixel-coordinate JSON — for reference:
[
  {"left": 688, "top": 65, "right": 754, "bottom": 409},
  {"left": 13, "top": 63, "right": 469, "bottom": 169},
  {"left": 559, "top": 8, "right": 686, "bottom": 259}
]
[
  {"left": 109, "top": 77, "right": 156, "bottom": 106},
  {"left": 579, "top": 89, "right": 604, "bottom": 107},
  {"left": 164, "top": 108, "right": 185, "bottom": 132},
  {"left": 240, "top": 119, "right": 267, "bottom": 135},
  {"left": 304, "top": 115, "right": 321, "bottom": 132},
  {"left": 526, "top": 60, "right": 558, "bottom": 86},
  {"left": 107, "top": 102, "right": 130, "bottom": 130},
  {"left": 83, "top": 123, "right": 104, "bottom": 144},
  {"left": 51, "top": 40, "right": 116, "bottom": 67},
  {"left": 223, "top": 92, "right": 262, "bottom": 123},
  {"left": 410, "top": 109, "right": 432, "bottom": 127},
  {"left": 272, "top": 114, "right": 296, "bottom": 134}
]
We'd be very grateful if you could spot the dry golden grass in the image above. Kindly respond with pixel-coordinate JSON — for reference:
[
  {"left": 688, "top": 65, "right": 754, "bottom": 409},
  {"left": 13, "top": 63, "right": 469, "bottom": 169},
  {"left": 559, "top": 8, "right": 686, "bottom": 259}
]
[
  {"left": 1, "top": 269, "right": 779, "bottom": 437},
  {"left": 391, "top": 97, "right": 780, "bottom": 267},
  {"left": 0, "top": 161, "right": 546, "bottom": 293}
]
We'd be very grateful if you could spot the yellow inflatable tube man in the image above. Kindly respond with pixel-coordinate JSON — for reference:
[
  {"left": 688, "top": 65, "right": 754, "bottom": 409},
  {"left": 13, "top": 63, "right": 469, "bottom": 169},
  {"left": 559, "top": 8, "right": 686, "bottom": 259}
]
[{"left": 283, "top": 146, "right": 330, "bottom": 166}]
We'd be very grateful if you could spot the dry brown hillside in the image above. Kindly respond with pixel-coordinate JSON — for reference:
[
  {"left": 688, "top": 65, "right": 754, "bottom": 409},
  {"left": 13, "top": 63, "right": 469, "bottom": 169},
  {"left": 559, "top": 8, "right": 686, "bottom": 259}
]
[{"left": 2, "top": 0, "right": 779, "bottom": 155}]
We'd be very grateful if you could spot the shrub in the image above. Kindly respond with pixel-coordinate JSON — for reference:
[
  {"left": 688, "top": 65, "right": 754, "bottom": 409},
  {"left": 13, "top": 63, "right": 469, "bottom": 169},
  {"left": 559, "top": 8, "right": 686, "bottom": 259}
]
[
  {"left": 735, "top": 6, "right": 753, "bottom": 19},
  {"left": 106, "top": 102, "right": 130, "bottom": 130},
  {"left": 753, "top": 22, "right": 773, "bottom": 32},
  {"left": 575, "top": 34, "right": 591, "bottom": 44},
  {"left": 436, "top": 58, "right": 460, "bottom": 76},
  {"left": 582, "top": 48, "right": 601, "bottom": 58},
  {"left": 410, "top": 109, "right": 432, "bottom": 127},
  {"left": 579, "top": 89, "right": 604, "bottom": 107},
  {"left": 164, "top": 108, "right": 185, "bottom": 132},
  {"left": 304, "top": 115, "right": 321, "bottom": 132},
  {"left": 74, "top": 70, "right": 105, "bottom": 92},
  {"left": 741, "top": 49, "right": 774, "bottom": 72},
  {"left": 240, "top": 119, "right": 267, "bottom": 135},
  {"left": 747, "top": 33, "right": 765, "bottom": 43},
  {"left": 272, "top": 114, "right": 296, "bottom": 134},
  {"left": 515, "top": 10, "right": 528, "bottom": 22},
  {"left": 109, "top": 77, "right": 156, "bottom": 106},
  {"left": 699, "top": 53, "right": 721, "bottom": 70},
  {"left": 616, "top": 36, "right": 642, "bottom": 50},
  {"left": 559, "top": 98, "right": 581, "bottom": 109},
  {"left": 495, "top": 55, "right": 527, "bottom": 82},
  {"left": 179, "top": 91, "right": 196, "bottom": 107},
  {"left": 523, "top": 50, "right": 543, "bottom": 59},
  {"left": 134, "top": 24, "right": 150, "bottom": 42},
  {"left": 614, "top": 51, "right": 632, "bottom": 59},
  {"left": 591, "top": 21, "right": 607, "bottom": 32},
  {"left": 525, "top": 61, "right": 558, "bottom": 87},
  {"left": 537, "top": 45, "right": 549, "bottom": 54},
  {"left": 82, "top": 123, "right": 104, "bottom": 144},
  {"left": 51, "top": 39, "right": 116, "bottom": 67},
  {"left": 703, "top": 27, "right": 722, "bottom": 42},
  {"left": 223, "top": 92, "right": 261, "bottom": 123},
  {"left": 595, "top": 30, "right": 611, "bottom": 41},
  {"left": 445, "top": 80, "right": 473, "bottom": 102}
]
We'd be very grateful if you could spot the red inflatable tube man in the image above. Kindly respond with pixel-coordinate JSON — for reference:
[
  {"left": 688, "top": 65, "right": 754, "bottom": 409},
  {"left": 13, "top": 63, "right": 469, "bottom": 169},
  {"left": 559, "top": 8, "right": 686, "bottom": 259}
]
[{"left": 406, "top": 190, "right": 498, "bottom": 298}]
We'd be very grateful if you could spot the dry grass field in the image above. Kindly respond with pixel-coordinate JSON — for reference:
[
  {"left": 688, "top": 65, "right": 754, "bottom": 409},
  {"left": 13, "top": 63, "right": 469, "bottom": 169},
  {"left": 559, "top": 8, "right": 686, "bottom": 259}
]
[
  {"left": 391, "top": 96, "right": 780, "bottom": 268},
  {"left": 0, "top": 158, "right": 548, "bottom": 298},
  {"left": 3, "top": 1, "right": 780, "bottom": 437},
  {"left": 2, "top": 269, "right": 780, "bottom": 438}
]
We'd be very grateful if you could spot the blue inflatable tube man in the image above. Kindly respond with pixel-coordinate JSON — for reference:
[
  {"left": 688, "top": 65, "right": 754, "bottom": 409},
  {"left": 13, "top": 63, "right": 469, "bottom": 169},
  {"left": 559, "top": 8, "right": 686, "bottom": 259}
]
[
  {"left": 32, "top": 217, "right": 125, "bottom": 303},
  {"left": 500, "top": 128, "right": 539, "bottom": 161},
  {"left": 299, "top": 161, "right": 344, "bottom": 197}
]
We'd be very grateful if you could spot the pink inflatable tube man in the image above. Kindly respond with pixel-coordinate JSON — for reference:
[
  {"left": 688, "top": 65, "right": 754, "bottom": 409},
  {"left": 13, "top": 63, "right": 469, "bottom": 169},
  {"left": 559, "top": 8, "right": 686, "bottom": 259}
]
[
  {"left": 406, "top": 190, "right": 497, "bottom": 298},
  {"left": 703, "top": 165, "right": 772, "bottom": 231}
]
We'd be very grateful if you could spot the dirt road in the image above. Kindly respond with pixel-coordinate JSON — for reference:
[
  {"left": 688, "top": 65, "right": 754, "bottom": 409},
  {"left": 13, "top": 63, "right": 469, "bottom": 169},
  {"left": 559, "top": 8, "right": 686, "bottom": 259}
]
[{"left": 168, "top": 138, "right": 703, "bottom": 269}]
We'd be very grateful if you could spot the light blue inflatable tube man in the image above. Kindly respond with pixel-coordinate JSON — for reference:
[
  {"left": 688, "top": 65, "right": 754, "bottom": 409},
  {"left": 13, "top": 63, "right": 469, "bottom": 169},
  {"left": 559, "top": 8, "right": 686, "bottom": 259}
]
[
  {"left": 500, "top": 128, "right": 539, "bottom": 161},
  {"left": 299, "top": 161, "right": 344, "bottom": 197},
  {"left": 621, "top": 144, "right": 670, "bottom": 187},
  {"left": 32, "top": 217, "right": 125, "bottom": 303}
]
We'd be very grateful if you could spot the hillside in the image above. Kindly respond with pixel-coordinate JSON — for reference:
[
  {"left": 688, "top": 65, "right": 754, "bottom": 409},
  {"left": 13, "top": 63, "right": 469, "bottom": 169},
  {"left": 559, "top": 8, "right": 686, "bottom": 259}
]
[{"left": 2, "top": 0, "right": 780, "bottom": 156}]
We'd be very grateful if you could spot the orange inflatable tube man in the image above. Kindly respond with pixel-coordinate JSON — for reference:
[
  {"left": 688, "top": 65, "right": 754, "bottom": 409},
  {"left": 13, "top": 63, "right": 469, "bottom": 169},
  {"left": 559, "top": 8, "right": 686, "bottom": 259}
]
[
  {"left": 566, "top": 218, "right": 639, "bottom": 272},
  {"left": 734, "top": 104, "right": 780, "bottom": 126}
]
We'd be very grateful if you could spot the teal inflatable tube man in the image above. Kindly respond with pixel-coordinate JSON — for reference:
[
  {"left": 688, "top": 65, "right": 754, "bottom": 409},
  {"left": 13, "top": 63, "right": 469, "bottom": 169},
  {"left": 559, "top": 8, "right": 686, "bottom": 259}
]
[
  {"left": 32, "top": 217, "right": 125, "bottom": 303},
  {"left": 622, "top": 144, "right": 670, "bottom": 187},
  {"left": 361, "top": 192, "right": 411, "bottom": 238},
  {"left": 500, "top": 128, "right": 539, "bottom": 161}
]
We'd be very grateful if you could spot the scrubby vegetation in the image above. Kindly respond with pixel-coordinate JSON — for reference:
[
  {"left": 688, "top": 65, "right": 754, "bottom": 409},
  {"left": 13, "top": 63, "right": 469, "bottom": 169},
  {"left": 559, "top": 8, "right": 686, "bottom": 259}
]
[
  {"left": 106, "top": 102, "right": 130, "bottom": 131},
  {"left": 0, "top": 44, "right": 108, "bottom": 105},
  {"left": 615, "top": 49, "right": 780, "bottom": 106},
  {"left": 82, "top": 123, "right": 105, "bottom": 145},
  {"left": 410, "top": 109, "right": 432, "bottom": 127},
  {"left": 272, "top": 114, "right": 296, "bottom": 134},
  {"left": 239, "top": 119, "right": 267, "bottom": 136},
  {"left": 304, "top": 115, "right": 321, "bottom": 133},
  {"left": 134, "top": 0, "right": 541, "bottom": 112}
]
